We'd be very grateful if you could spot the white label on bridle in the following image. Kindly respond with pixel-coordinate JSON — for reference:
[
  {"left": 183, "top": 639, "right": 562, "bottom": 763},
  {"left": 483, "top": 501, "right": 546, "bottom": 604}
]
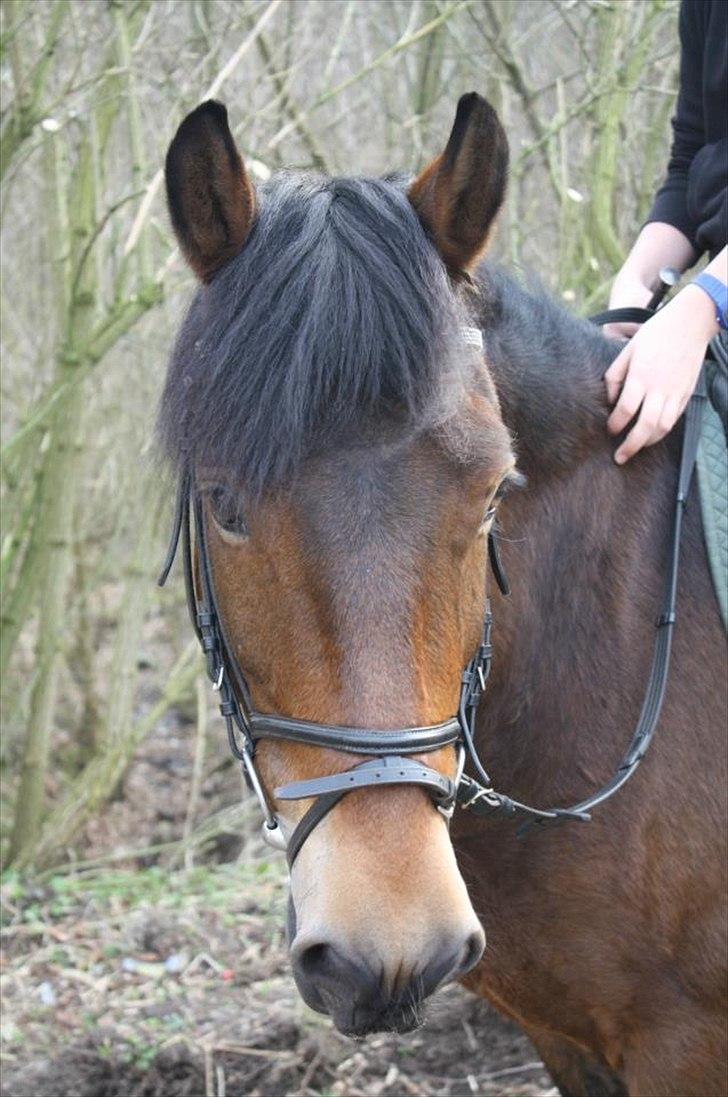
[{"left": 462, "top": 326, "right": 483, "bottom": 351}]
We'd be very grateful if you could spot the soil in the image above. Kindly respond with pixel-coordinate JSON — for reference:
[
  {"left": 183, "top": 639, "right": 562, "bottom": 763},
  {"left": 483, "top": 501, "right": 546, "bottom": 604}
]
[{"left": 1, "top": 865, "right": 553, "bottom": 1097}]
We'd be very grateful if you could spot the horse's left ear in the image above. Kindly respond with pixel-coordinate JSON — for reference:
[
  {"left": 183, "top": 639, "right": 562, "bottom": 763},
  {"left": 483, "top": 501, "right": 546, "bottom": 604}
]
[
  {"left": 408, "top": 93, "right": 508, "bottom": 276},
  {"left": 165, "top": 100, "right": 256, "bottom": 282}
]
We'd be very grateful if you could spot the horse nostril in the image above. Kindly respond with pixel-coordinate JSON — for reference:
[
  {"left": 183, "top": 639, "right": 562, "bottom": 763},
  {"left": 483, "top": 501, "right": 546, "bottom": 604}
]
[
  {"left": 291, "top": 937, "right": 382, "bottom": 1025},
  {"left": 417, "top": 927, "right": 486, "bottom": 999},
  {"left": 461, "top": 927, "right": 486, "bottom": 974},
  {"left": 296, "top": 940, "right": 331, "bottom": 979}
]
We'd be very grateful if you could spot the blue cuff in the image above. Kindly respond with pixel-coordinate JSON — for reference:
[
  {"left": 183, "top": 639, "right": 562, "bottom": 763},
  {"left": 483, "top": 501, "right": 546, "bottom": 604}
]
[{"left": 692, "top": 272, "right": 728, "bottom": 331}]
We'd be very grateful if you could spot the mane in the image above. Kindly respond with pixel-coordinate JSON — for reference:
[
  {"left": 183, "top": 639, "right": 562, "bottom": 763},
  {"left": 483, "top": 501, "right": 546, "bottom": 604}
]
[
  {"left": 158, "top": 173, "right": 466, "bottom": 497},
  {"left": 475, "top": 265, "right": 620, "bottom": 475}
]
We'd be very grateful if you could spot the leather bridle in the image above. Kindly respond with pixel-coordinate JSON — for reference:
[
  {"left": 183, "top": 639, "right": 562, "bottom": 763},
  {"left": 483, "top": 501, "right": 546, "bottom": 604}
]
[
  {"left": 158, "top": 312, "right": 706, "bottom": 863},
  {"left": 157, "top": 457, "right": 516, "bottom": 867}
]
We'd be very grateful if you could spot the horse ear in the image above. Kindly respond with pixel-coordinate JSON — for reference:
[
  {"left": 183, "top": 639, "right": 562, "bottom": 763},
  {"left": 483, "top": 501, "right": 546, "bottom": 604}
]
[
  {"left": 165, "top": 100, "right": 256, "bottom": 282},
  {"left": 408, "top": 93, "right": 508, "bottom": 276}
]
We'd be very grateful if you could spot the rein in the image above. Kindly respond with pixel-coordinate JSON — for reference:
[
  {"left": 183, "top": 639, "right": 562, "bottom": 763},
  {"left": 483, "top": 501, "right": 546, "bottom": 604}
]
[{"left": 158, "top": 310, "right": 706, "bottom": 859}]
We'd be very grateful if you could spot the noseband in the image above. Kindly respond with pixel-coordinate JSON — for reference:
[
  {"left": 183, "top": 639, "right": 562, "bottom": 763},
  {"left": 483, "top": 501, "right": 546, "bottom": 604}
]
[{"left": 158, "top": 314, "right": 705, "bottom": 864}]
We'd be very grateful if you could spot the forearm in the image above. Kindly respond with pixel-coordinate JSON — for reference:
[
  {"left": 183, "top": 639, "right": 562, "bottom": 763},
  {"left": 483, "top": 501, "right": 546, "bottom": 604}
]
[
  {"left": 606, "top": 223, "right": 701, "bottom": 328},
  {"left": 616, "top": 222, "right": 698, "bottom": 293}
]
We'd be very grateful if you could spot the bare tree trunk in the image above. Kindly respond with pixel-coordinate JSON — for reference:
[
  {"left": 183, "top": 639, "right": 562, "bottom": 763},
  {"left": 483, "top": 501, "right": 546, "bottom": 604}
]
[
  {"left": 0, "top": 0, "right": 68, "bottom": 182},
  {"left": 17, "top": 644, "right": 200, "bottom": 870},
  {"left": 590, "top": 0, "right": 663, "bottom": 271},
  {"left": 6, "top": 121, "right": 98, "bottom": 864}
]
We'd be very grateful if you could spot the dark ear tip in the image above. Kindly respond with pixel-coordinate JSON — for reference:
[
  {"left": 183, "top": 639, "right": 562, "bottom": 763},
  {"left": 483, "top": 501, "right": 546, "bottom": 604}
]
[
  {"left": 456, "top": 92, "right": 497, "bottom": 122},
  {"left": 457, "top": 91, "right": 484, "bottom": 109},
  {"left": 170, "top": 100, "right": 229, "bottom": 144},
  {"left": 196, "top": 99, "right": 228, "bottom": 122}
]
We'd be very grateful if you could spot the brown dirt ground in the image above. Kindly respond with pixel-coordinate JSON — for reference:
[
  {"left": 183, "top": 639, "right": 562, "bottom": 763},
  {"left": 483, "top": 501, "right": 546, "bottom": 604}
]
[
  {"left": 1, "top": 878, "right": 553, "bottom": 1097},
  {"left": 1, "top": 651, "right": 555, "bottom": 1097}
]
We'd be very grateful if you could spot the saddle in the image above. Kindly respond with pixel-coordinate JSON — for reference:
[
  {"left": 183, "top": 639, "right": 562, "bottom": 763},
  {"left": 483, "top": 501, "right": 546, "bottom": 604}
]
[
  {"left": 697, "top": 333, "right": 728, "bottom": 632},
  {"left": 706, "top": 332, "right": 728, "bottom": 430}
]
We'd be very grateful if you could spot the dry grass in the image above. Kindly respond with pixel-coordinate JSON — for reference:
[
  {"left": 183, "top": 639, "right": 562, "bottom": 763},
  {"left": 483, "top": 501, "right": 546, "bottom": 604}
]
[{"left": 1, "top": 863, "right": 555, "bottom": 1097}]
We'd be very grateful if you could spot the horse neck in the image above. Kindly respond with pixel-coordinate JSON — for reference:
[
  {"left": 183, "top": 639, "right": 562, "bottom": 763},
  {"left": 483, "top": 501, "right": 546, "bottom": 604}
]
[
  {"left": 478, "top": 275, "right": 677, "bottom": 799},
  {"left": 482, "top": 449, "right": 676, "bottom": 804},
  {"left": 477, "top": 264, "right": 616, "bottom": 484}
]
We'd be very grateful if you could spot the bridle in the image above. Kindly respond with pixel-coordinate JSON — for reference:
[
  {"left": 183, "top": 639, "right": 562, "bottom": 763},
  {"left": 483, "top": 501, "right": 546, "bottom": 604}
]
[{"left": 158, "top": 313, "right": 706, "bottom": 864}]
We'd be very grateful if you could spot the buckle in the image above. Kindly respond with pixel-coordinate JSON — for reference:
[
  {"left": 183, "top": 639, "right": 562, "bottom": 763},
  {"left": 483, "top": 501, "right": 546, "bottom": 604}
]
[{"left": 457, "top": 778, "right": 502, "bottom": 814}]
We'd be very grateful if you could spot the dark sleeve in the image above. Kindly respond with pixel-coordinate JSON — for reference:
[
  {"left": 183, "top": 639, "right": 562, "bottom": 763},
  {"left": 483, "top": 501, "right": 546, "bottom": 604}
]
[{"left": 645, "top": 0, "right": 704, "bottom": 248}]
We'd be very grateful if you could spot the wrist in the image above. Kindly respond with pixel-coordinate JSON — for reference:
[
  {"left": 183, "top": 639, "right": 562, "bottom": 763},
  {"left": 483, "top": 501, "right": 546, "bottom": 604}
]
[
  {"left": 676, "top": 283, "right": 721, "bottom": 339},
  {"left": 691, "top": 272, "right": 727, "bottom": 332}
]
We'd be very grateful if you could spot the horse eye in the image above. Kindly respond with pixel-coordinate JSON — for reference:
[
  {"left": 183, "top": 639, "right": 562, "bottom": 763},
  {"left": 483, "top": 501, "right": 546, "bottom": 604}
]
[
  {"left": 489, "top": 468, "right": 526, "bottom": 514},
  {"left": 480, "top": 471, "right": 522, "bottom": 531},
  {"left": 208, "top": 487, "right": 249, "bottom": 537}
]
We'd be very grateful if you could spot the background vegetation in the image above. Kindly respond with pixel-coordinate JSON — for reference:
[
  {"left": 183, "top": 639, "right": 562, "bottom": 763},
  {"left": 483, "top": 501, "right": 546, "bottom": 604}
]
[
  {"left": 1, "top": 0, "right": 680, "bottom": 871},
  {"left": 1, "top": 1, "right": 680, "bottom": 1090}
]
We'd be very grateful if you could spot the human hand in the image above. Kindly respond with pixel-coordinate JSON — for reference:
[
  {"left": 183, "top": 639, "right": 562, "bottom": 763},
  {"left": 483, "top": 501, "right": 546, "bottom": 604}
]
[{"left": 604, "top": 284, "right": 719, "bottom": 464}]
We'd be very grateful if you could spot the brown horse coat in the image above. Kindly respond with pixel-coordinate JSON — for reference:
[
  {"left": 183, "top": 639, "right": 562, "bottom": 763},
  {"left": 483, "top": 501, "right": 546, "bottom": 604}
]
[
  {"left": 160, "top": 93, "right": 727, "bottom": 1096},
  {"left": 456, "top": 284, "right": 727, "bottom": 1094}
]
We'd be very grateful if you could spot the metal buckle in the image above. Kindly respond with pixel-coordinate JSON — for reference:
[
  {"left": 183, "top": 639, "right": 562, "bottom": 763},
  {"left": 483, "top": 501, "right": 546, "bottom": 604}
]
[
  {"left": 439, "top": 746, "right": 467, "bottom": 823},
  {"left": 459, "top": 778, "right": 502, "bottom": 813},
  {"left": 212, "top": 664, "right": 224, "bottom": 691}
]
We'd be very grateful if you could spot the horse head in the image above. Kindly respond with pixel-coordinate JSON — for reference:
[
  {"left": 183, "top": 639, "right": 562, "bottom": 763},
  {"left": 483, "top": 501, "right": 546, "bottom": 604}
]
[{"left": 159, "top": 94, "right": 518, "bottom": 1035}]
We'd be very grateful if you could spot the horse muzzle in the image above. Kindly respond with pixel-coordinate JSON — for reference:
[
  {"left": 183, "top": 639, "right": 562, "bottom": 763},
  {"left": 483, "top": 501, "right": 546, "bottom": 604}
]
[{"left": 290, "top": 926, "right": 485, "bottom": 1036}]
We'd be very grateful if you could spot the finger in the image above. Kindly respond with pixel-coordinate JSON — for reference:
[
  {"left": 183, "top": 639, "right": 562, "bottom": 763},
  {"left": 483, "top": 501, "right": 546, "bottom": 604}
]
[
  {"left": 639, "top": 395, "right": 681, "bottom": 451},
  {"left": 604, "top": 346, "right": 631, "bottom": 405},
  {"left": 653, "top": 395, "right": 682, "bottom": 445},
  {"left": 614, "top": 392, "right": 666, "bottom": 464},
  {"left": 603, "top": 322, "right": 640, "bottom": 341},
  {"left": 607, "top": 374, "right": 645, "bottom": 435},
  {"left": 677, "top": 391, "right": 691, "bottom": 419}
]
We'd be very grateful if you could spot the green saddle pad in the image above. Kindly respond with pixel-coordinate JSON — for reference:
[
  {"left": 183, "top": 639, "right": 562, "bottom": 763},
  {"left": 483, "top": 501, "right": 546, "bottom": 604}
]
[{"left": 696, "top": 397, "right": 728, "bottom": 633}]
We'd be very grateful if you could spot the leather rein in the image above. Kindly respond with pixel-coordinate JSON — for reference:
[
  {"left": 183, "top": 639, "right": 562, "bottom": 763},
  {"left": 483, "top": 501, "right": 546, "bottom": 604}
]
[{"left": 158, "top": 310, "right": 706, "bottom": 862}]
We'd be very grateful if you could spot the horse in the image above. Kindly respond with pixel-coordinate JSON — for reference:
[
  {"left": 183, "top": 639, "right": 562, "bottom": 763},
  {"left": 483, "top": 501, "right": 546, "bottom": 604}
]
[{"left": 158, "top": 94, "right": 727, "bottom": 1096}]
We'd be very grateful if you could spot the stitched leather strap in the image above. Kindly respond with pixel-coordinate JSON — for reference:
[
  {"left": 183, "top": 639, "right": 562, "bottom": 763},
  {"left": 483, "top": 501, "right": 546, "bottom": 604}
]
[
  {"left": 286, "top": 791, "right": 347, "bottom": 867},
  {"left": 249, "top": 714, "right": 461, "bottom": 755},
  {"left": 281, "top": 759, "right": 456, "bottom": 866},
  {"left": 276, "top": 755, "right": 455, "bottom": 804}
]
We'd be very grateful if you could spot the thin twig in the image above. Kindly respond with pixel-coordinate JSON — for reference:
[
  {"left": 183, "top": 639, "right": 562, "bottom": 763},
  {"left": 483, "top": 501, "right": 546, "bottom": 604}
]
[
  {"left": 122, "top": 0, "right": 283, "bottom": 258},
  {"left": 266, "top": 0, "right": 471, "bottom": 153}
]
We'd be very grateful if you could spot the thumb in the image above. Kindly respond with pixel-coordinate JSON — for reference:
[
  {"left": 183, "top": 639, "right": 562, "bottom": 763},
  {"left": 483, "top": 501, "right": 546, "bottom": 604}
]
[{"left": 604, "top": 344, "right": 631, "bottom": 405}]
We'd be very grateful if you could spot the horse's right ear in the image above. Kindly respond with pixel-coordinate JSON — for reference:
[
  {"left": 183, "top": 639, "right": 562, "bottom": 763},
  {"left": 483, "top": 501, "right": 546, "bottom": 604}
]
[
  {"left": 165, "top": 100, "right": 256, "bottom": 282},
  {"left": 408, "top": 93, "right": 508, "bottom": 276}
]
